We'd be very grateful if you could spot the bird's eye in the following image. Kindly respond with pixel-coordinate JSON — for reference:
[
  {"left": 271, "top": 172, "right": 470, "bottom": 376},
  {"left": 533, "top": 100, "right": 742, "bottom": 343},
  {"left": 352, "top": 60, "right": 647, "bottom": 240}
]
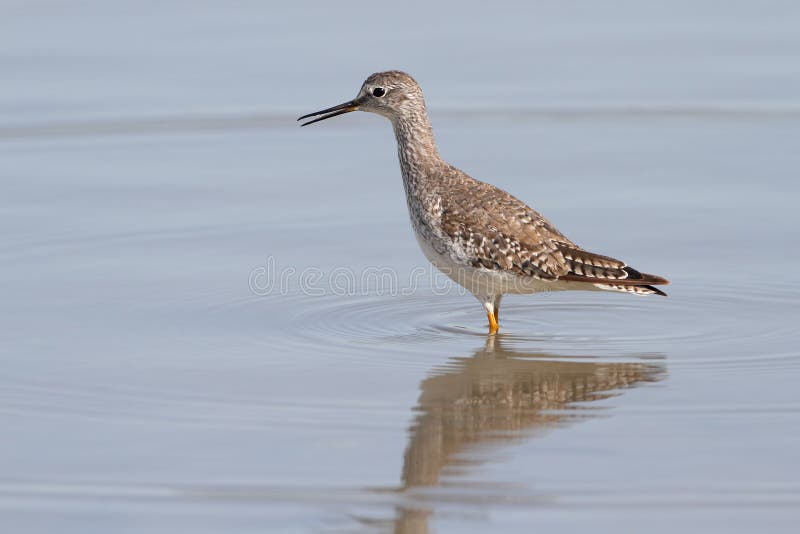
[{"left": 372, "top": 87, "right": 386, "bottom": 97}]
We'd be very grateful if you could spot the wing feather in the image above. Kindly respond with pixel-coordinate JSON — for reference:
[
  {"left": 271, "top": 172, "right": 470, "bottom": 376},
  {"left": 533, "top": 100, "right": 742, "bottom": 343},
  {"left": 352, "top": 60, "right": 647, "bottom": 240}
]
[{"left": 434, "top": 169, "right": 669, "bottom": 287}]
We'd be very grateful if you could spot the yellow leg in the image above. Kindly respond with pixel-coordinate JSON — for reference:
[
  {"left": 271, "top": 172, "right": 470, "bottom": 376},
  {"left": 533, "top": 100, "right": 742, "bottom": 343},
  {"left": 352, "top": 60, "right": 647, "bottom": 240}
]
[
  {"left": 487, "top": 310, "right": 499, "bottom": 334},
  {"left": 481, "top": 294, "right": 502, "bottom": 335}
]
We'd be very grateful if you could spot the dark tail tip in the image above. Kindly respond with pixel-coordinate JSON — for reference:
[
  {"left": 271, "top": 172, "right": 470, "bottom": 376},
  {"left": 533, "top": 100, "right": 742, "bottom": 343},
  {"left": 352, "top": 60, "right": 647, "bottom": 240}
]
[{"left": 643, "top": 285, "right": 668, "bottom": 296}]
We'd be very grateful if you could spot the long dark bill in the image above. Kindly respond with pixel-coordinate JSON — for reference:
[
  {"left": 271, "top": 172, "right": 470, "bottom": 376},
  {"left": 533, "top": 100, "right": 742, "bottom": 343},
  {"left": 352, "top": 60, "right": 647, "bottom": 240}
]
[{"left": 298, "top": 99, "right": 360, "bottom": 127}]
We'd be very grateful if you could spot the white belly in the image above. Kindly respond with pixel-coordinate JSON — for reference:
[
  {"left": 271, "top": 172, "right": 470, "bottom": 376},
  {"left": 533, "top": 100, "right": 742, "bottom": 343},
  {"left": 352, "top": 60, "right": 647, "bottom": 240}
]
[{"left": 414, "top": 233, "right": 575, "bottom": 297}]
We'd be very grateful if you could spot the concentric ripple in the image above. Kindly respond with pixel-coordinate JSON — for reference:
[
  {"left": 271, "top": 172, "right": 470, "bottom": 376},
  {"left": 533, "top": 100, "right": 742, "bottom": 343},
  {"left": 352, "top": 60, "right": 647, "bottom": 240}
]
[
  {"left": 4, "top": 208, "right": 799, "bottom": 433},
  {"left": 230, "top": 276, "right": 800, "bottom": 372}
]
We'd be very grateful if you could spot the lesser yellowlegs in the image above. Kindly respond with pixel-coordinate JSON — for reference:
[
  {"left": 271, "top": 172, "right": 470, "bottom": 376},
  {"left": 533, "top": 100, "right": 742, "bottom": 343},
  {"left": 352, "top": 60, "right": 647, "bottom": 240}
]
[{"left": 299, "top": 71, "right": 668, "bottom": 334}]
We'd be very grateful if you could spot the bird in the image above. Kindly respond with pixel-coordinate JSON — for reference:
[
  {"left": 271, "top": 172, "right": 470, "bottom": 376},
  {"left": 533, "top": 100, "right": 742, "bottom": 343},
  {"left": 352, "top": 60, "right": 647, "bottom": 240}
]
[{"left": 298, "top": 71, "right": 668, "bottom": 334}]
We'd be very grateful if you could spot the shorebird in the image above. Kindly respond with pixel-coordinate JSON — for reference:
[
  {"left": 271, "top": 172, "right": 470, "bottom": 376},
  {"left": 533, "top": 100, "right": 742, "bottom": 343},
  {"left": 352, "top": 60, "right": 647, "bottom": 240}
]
[{"left": 299, "top": 71, "right": 668, "bottom": 334}]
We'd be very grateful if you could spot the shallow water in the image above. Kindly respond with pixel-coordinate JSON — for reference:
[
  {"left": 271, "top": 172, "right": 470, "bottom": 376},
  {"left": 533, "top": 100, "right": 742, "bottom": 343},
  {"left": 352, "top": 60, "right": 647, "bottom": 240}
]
[{"left": 2, "top": 1, "right": 800, "bottom": 533}]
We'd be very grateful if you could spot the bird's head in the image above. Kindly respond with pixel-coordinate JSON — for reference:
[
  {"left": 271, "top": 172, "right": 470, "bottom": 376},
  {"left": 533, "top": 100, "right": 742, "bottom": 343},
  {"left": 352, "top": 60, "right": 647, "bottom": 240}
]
[{"left": 298, "top": 70, "right": 425, "bottom": 126}]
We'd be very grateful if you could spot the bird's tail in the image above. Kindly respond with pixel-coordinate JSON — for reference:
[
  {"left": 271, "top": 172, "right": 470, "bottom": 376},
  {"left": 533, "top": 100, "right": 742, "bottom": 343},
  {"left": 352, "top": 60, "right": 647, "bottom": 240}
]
[{"left": 592, "top": 282, "right": 667, "bottom": 296}]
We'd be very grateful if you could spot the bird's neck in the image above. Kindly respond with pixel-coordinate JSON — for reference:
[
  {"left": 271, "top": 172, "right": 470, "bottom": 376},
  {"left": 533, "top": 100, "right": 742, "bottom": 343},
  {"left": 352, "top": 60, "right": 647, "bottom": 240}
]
[{"left": 391, "top": 111, "right": 444, "bottom": 193}]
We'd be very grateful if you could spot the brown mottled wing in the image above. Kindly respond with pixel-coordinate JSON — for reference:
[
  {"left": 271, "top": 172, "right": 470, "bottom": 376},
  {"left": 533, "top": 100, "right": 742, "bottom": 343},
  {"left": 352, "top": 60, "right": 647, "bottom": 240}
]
[
  {"left": 438, "top": 177, "right": 574, "bottom": 280},
  {"left": 438, "top": 175, "right": 669, "bottom": 286}
]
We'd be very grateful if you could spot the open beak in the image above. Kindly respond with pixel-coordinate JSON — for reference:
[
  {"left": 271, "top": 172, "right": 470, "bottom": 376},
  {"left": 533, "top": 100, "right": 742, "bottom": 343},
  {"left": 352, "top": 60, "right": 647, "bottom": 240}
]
[{"left": 298, "top": 98, "right": 361, "bottom": 127}]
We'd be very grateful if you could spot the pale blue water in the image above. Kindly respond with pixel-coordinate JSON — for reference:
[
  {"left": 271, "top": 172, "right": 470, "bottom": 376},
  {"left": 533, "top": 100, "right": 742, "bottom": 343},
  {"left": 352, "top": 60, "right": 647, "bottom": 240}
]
[{"left": 2, "top": 2, "right": 800, "bottom": 533}]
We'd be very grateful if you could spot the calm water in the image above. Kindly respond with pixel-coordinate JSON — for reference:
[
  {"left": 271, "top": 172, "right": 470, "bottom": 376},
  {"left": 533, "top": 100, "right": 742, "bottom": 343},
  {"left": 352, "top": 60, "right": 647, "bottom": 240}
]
[{"left": 2, "top": 2, "right": 800, "bottom": 533}]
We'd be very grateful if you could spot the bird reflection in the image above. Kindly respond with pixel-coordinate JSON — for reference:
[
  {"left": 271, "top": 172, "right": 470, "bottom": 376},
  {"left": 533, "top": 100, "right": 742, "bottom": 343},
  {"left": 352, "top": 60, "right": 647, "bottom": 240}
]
[{"left": 392, "top": 335, "right": 665, "bottom": 533}]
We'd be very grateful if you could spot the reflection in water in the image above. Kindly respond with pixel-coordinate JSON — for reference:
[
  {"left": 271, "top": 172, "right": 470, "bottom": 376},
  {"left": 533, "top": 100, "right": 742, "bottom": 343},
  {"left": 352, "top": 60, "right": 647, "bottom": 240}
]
[{"left": 393, "top": 335, "right": 665, "bottom": 533}]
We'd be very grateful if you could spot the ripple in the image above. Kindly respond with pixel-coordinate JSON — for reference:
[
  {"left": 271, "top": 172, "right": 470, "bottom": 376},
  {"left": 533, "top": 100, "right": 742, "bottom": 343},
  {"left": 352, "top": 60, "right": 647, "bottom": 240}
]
[
  {"left": 0, "top": 368, "right": 408, "bottom": 430},
  {"left": 4, "top": 214, "right": 799, "bottom": 427},
  {"left": 230, "top": 276, "right": 800, "bottom": 372},
  {"left": 2, "top": 478, "right": 798, "bottom": 509},
  {"left": 3, "top": 104, "right": 799, "bottom": 141}
]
